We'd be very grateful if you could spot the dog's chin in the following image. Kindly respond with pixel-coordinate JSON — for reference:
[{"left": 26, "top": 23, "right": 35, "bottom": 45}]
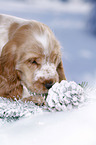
[
  {"left": 30, "top": 88, "right": 48, "bottom": 95},
  {"left": 27, "top": 84, "right": 48, "bottom": 95}
]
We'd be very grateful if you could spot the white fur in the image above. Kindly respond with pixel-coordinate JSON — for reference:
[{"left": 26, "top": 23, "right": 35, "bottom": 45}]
[
  {"left": 22, "top": 85, "right": 30, "bottom": 99},
  {"left": 0, "top": 14, "right": 27, "bottom": 55},
  {"left": 34, "top": 33, "right": 49, "bottom": 56},
  {"left": 34, "top": 63, "right": 57, "bottom": 81}
]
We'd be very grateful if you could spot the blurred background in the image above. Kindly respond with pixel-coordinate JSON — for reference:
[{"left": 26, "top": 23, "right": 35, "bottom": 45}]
[{"left": 0, "top": 0, "right": 96, "bottom": 84}]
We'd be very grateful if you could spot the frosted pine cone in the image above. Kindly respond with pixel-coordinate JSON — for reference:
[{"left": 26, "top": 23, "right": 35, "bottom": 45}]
[{"left": 46, "top": 80, "right": 85, "bottom": 111}]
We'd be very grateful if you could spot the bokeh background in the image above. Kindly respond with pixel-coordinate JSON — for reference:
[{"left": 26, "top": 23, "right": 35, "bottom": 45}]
[{"left": 0, "top": 0, "right": 96, "bottom": 84}]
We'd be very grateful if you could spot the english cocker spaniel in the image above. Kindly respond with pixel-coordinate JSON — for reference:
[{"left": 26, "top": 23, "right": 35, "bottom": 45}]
[{"left": 0, "top": 14, "right": 66, "bottom": 105}]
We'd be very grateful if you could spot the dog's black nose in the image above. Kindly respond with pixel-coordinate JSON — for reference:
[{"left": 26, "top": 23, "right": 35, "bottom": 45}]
[{"left": 45, "top": 82, "right": 53, "bottom": 90}]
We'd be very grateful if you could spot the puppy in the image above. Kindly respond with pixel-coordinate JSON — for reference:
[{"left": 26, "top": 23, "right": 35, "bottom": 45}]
[{"left": 0, "top": 14, "right": 66, "bottom": 105}]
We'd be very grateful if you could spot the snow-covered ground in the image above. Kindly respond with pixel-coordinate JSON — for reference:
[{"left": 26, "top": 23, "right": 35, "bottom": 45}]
[{"left": 0, "top": 0, "right": 96, "bottom": 145}]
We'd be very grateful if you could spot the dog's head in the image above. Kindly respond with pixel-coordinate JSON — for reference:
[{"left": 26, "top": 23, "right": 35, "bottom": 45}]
[{"left": 1, "top": 21, "right": 66, "bottom": 94}]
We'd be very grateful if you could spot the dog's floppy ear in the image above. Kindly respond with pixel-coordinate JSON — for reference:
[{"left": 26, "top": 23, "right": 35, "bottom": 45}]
[
  {"left": 0, "top": 41, "right": 22, "bottom": 97},
  {"left": 57, "top": 60, "right": 66, "bottom": 82},
  {"left": 1, "top": 41, "right": 17, "bottom": 81}
]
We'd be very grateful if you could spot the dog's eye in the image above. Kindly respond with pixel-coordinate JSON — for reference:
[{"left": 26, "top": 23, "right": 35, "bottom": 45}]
[
  {"left": 28, "top": 59, "right": 38, "bottom": 65},
  {"left": 32, "top": 60, "right": 37, "bottom": 64}
]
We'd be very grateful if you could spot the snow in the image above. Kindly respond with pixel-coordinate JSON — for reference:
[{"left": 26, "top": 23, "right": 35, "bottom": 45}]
[
  {"left": 0, "top": 0, "right": 96, "bottom": 145},
  {"left": 1, "top": 94, "right": 96, "bottom": 145},
  {"left": 34, "top": 63, "right": 56, "bottom": 81}
]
